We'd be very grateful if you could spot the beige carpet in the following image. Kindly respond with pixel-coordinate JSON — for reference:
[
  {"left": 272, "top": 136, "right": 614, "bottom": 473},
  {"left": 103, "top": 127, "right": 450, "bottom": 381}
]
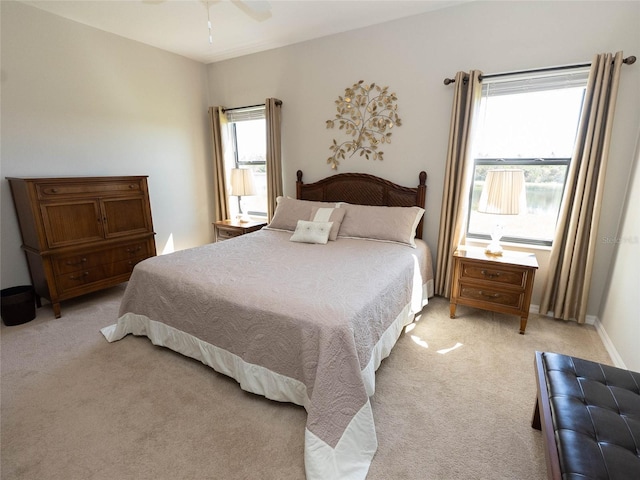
[{"left": 1, "top": 285, "right": 611, "bottom": 480}]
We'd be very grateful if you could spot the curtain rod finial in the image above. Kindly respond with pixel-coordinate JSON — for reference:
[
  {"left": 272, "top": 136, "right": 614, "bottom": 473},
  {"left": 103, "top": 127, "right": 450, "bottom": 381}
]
[
  {"left": 443, "top": 78, "right": 455, "bottom": 86},
  {"left": 624, "top": 55, "right": 636, "bottom": 65}
]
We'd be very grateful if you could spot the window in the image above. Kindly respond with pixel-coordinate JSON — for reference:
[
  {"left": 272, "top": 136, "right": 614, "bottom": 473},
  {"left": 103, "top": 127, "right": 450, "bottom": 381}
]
[
  {"left": 226, "top": 106, "right": 267, "bottom": 219},
  {"left": 467, "top": 68, "right": 590, "bottom": 246}
]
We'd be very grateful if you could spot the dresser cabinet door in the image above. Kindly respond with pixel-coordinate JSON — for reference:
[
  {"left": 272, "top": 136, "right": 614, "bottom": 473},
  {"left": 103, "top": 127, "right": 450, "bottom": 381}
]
[
  {"left": 40, "top": 200, "right": 104, "bottom": 248},
  {"left": 40, "top": 195, "right": 152, "bottom": 247},
  {"left": 101, "top": 197, "right": 152, "bottom": 239}
]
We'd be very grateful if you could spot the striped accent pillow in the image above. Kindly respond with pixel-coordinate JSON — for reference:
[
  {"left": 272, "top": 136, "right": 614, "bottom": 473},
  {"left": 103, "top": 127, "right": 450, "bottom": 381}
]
[{"left": 309, "top": 207, "right": 346, "bottom": 241}]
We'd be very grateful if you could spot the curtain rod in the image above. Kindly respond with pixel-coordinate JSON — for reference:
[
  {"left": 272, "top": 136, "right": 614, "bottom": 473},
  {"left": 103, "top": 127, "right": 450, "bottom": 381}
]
[
  {"left": 222, "top": 100, "right": 282, "bottom": 112},
  {"left": 443, "top": 55, "right": 636, "bottom": 85}
]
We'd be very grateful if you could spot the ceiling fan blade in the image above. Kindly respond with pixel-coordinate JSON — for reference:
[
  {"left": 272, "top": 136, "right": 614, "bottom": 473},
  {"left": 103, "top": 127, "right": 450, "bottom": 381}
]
[{"left": 231, "top": 0, "right": 272, "bottom": 22}]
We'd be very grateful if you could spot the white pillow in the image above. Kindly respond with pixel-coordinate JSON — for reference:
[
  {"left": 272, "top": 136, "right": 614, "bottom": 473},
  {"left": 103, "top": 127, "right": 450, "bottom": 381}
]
[
  {"left": 337, "top": 204, "right": 424, "bottom": 247},
  {"left": 309, "top": 206, "right": 346, "bottom": 241},
  {"left": 289, "top": 220, "right": 333, "bottom": 244}
]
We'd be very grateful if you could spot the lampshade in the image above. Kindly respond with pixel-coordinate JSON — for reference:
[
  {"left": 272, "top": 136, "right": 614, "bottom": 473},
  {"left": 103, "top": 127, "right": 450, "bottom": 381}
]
[
  {"left": 230, "top": 168, "right": 256, "bottom": 197},
  {"left": 478, "top": 169, "right": 526, "bottom": 215}
]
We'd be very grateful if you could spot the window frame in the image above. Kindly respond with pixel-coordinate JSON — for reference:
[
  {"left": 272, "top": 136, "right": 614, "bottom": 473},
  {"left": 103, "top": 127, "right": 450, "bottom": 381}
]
[
  {"left": 466, "top": 158, "right": 571, "bottom": 247},
  {"left": 465, "top": 67, "right": 588, "bottom": 247},
  {"left": 226, "top": 107, "right": 267, "bottom": 219}
]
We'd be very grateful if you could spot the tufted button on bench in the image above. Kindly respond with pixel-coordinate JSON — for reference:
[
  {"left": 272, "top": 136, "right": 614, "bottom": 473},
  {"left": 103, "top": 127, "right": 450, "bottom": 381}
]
[{"left": 532, "top": 351, "right": 640, "bottom": 479}]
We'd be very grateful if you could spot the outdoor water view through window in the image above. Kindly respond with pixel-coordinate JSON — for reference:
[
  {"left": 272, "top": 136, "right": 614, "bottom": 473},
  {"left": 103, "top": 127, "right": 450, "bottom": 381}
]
[{"left": 467, "top": 71, "right": 588, "bottom": 246}]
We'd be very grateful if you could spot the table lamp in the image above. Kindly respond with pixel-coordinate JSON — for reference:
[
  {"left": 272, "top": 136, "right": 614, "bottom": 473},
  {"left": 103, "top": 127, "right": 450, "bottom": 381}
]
[
  {"left": 230, "top": 168, "right": 256, "bottom": 223},
  {"left": 477, "top": 169, "right": 526, "bottom": 255}
]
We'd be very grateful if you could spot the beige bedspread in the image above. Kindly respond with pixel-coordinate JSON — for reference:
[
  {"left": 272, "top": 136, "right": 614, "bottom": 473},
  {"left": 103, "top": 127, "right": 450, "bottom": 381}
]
[{"left": 102, "top": 229, "right": 433, "bottom": 479}]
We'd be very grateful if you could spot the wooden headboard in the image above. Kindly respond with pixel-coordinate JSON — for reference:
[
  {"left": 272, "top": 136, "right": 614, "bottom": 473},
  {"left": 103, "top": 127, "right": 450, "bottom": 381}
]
[{"left": 296, "top": 170, "right": 427, "bottom": 239}]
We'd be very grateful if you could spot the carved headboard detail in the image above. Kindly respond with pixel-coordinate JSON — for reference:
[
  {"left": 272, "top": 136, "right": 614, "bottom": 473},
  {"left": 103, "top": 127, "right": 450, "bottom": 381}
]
[{"left": 296, "top": 170, "right": 427, "bottom": 239}]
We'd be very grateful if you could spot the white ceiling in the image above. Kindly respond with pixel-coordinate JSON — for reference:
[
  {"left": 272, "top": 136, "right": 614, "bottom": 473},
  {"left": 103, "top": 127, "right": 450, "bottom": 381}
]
[{"left": 20, "top": 0, "right": 470, "bottom": 64}]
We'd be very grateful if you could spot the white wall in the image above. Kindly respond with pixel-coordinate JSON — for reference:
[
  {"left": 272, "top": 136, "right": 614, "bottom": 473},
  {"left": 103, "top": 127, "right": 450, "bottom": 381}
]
[
  {"left": 207, "top": 0, "right": 640, "bottom": 367},
  {"left": 1, "top": 1, "right": 213, "bottom": 289},
  {"left": 599, "top": 130, "right": 640, "bottom": 371}
]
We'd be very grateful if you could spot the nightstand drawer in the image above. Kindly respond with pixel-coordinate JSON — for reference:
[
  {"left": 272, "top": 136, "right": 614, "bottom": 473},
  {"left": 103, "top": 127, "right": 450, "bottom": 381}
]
[
  {"left": 216, "top": 227, "right": 242, "bottom": 240},
  {"left": 458, "top": 262, "right": 525, "bottom": 288},
  {"left": 213, "top": 219, "right": 266, "bottom": 242},
  {"left": 459, "top": 285, "right": 523, "bottom": 309}
]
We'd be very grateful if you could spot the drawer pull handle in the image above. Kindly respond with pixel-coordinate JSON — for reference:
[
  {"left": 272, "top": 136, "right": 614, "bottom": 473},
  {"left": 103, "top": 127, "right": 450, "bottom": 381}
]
[
  {"left": 481, "top": 270, "right": 501, "bottom": 279},
  {"left": 50, "top": 188, "right": 58, "bottom": 193},
  {"left": 479, "top": 291, "right": 500, "bottom": 299},
  {"left": 65, "top": 258, "right": 87, "bottom": 266},
  {"left": 69, "top": 272, "right": 89, "bottom": 280},
  {"left": 126, "top": 246, "right": 142, "bottom": 253}
]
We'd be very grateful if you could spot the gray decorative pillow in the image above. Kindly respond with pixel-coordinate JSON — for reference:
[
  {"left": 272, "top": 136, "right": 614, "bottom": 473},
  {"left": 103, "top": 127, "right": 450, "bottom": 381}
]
[
  {"left": 267, "top": 197, "right": 338, "bottom": 232},
  {"left": 289, "top": 220, "right": 333, "bottom": 244},
  {"left": 337, "top": 204, "right": 425, "bottom": 247},
  {"left": 309, "top": 206, "right": 346, "bottom": 241}
]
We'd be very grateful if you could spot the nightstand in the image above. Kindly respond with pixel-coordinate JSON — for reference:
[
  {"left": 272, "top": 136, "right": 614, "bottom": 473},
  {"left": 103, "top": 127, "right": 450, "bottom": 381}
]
[
  {"left": 449, "top": 247, "right": 538, "bottom": 334},
  {"left": 213, "top": 219, "right": 266, "bottom": 242}
]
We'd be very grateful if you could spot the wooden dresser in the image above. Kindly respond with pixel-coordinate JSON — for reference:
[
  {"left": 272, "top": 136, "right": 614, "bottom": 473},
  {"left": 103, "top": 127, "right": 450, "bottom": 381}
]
[
  {"left": 449, "top": 247, "right": 538, "bottom": 334},
  {"left": 7, "top": 176, "right": 156, "bottom": 318}
]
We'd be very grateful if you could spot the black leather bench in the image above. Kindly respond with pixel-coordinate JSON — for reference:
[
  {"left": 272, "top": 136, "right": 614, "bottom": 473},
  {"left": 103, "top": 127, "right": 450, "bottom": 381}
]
[{"left": 532, "top": 351, "right": 640, "bottom": 479}]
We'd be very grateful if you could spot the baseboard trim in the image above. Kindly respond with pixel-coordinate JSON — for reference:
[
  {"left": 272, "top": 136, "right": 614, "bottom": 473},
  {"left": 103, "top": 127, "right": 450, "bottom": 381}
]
[
  {"left": 593, "top": 317, "right": 627, "bottom": 369},
  {"left": 531, "top": 306, "right": 625, "bottom": 369}
]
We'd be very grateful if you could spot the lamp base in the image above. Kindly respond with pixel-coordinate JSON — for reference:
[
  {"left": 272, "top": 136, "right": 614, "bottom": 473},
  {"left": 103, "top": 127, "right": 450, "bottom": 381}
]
[
  {"left": 485, "top": 223, "right": 504, "bottom": 256},
  {"left": 485, "top": 241, "right": 503, "bottom": 256},
  {"left": 237, "top": 213, "right": 251, "bottom": 223}
]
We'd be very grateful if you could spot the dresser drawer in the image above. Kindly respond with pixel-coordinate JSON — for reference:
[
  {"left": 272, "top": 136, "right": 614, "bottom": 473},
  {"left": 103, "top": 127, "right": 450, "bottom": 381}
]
[
  {"left": 55, "top": 256, "right": 145, "bottom": 293},
  {"left": 52, "top": 241, "right": 151, "bottom": 275},
  {"left": 458, "top": 284, "right": 524, "bottom": 309},
  {"left": 36, "top": 179, "right": 143, "bottom": 199},
  {"left": 458, "top": 261, "right": 525, "bottom": 288}
]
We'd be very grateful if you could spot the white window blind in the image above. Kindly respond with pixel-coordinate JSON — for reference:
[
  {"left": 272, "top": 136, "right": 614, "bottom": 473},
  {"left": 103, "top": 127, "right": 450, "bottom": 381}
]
[
  {"left": 225, "top": 106, "right": 265, "bottom": 122},
  {"left": 483, "top": 67, "right": 591, "bottom": 96}
]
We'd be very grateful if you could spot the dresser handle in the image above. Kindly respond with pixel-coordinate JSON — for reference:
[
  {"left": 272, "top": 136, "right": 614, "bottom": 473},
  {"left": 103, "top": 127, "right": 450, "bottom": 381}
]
[
  {"left": 69, "top": 271, "right": 89, "bottom": 280},
  {"left": 480, "top": 270, "right": 501, "bottom": 279},
  {"left": 65, "top": 258, "right": 87, "bottom": 266},
  {"left": 126, "top": 246, "right": 142, "bottom": 253},
  {"left": 479, "top": 291, "right": 500, "bottom": 299}
]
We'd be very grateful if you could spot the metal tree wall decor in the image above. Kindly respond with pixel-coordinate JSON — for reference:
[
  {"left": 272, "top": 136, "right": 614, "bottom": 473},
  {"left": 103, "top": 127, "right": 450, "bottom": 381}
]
[{"left": 326, "top": 80, "right": 401, "bottom": 170}]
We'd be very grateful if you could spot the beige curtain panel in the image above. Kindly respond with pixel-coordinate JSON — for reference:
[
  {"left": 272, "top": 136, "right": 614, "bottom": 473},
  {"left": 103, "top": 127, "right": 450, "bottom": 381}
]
[
  {"left": 434, "top": 71, "right": 483, "bottom": 298},
  {"left": 540, "top": 52, "right": 625, "bottom": 323},
  {"left": 265, "top": 98, "right": 283, "bottom": 222},
  {"left": 208, "top": 106, "right": 230, "bottom": 222}
]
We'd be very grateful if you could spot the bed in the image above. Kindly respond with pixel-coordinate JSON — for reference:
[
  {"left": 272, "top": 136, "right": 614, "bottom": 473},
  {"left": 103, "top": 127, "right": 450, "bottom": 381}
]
[{"left": 101, "top": 170, "right": 434, "bottom": 479}]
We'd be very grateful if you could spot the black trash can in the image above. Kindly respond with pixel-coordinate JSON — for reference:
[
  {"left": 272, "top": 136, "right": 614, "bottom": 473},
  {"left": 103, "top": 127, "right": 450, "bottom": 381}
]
[{"left": 1, "top": 285, "right": 36, "bottom": 326}]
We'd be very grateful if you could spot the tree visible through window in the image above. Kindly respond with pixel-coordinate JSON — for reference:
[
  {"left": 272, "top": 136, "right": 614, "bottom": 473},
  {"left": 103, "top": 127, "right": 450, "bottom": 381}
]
[{"left": 467, "top": 68, "right": 589, "bottom": 246}]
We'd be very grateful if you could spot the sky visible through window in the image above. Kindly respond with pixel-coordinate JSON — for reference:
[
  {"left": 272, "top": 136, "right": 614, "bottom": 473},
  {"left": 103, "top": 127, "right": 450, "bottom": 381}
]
[
  {"left": 475, "top": 88, "right": 585, "bottom": 159},
  {"left": 236, "top": 120, "right": 266, "bottom": 164}
]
